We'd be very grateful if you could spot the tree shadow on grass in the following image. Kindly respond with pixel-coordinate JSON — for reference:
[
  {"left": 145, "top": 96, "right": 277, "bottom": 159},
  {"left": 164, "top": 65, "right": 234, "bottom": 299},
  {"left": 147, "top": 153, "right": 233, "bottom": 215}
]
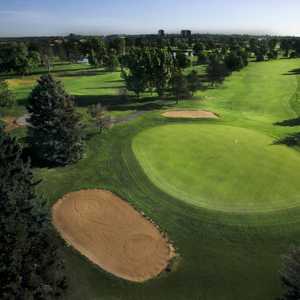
[
  {"left": 56, "top": 70, "right": 109, "bottom": 78},
  {"left": 283, "top": 68, "right": 300, "bottom": 76},
  {"left": 274, "top": 133, "right": 300, "bottom": 147},
  {"left": 274, "top": 118, "right": 300, "bottom": 127},
  {"left": 74, "top": 94, "right": 175, "bottom": 111}
]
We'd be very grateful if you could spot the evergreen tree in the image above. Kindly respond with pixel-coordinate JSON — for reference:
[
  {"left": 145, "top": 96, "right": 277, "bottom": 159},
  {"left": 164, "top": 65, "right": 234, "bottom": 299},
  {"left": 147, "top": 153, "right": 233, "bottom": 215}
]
[
  {"left": 27, "top": 75, "right": 83, "bottom": 166},
  {"left": 0, "top": 127, "right": 67, "bottom": 299},
  {"left": 0, "top": 80, "right": 15, "bottom": 107},
  {"left": 279, "top": 246, "right": 300, "bottom": 300}
]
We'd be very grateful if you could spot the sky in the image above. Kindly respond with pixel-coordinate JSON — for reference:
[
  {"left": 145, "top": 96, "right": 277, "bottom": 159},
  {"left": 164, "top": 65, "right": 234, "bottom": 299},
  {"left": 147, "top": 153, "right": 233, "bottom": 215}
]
[{"left": 0, "top": 0, "right": 299, "bottom": 37}]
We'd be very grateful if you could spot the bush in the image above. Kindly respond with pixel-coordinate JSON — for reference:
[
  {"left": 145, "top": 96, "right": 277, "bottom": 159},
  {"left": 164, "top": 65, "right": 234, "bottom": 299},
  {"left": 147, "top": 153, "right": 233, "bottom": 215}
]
[{"left": 0, "top": 80, "right": 15, "bottom": 107}]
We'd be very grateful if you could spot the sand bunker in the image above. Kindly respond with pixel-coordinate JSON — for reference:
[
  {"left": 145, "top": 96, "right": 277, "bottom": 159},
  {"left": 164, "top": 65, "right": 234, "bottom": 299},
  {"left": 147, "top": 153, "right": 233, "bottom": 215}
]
[
  {"left": 52, "top": 189, "right": 175, "bottom": 282},
  {"left": 2, "top": 116, "right": 23, "bottom": 132},
  {"left": 162, "top": 110, "right": 218, "bottom": 119}
]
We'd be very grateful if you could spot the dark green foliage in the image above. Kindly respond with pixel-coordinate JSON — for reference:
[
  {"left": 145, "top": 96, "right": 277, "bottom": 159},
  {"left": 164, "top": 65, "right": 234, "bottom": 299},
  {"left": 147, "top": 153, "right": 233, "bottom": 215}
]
[
  {"left": 224, "top": 52, "right": 245, "bottom": 72},
  {"left": 84, "top": 38, "right": 107, "bottom": 67},
  {"left": 149, "top": 48, "right": 175, "bottom": 97},
  {"left": 104, "top": 51, "right": 120, "bottom": 72},
  {"left": 279, "top": 246, "right": 300, "bottom": 300},
  {"left": 197, "top": 51, "right": 209, "bottom": 65},
  {"left": 193, "top": 42, "right": 205, "bottom": 56},
  {"left": 122, "top": 48, "right": 176, "bottom": 98},
  {"left": 0, "top": 127, "right": 67, "bottom": 299},
  {"left": 207, "top": 55, "right": 229, "bottom": 86},
  {"left": 0, "top": 80, "right": 15, "bottom": 107},
  {"left": 0, "top": 42, "right": 40, "bottom": 75},
  {"left": 175, "top": 52, "right": 191, "bottom": 69},
  {"left": 186, "top": 70, "right": 202, "bottom": 96},
  {"left": 27, "top": 75, "right": 83, "bottom": 166},
  {"left": 268, "top": 50, "right": 279, "bottom": 60},
  {"left": 170, "top": 71, "right": 189, "bottom": 103}
]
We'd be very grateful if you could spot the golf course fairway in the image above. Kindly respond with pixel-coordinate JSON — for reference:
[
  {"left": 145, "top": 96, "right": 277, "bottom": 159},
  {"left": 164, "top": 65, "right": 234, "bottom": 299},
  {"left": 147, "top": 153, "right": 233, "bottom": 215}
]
[{"left": 132, "top": 124, "right": 300, "bottom": 213}]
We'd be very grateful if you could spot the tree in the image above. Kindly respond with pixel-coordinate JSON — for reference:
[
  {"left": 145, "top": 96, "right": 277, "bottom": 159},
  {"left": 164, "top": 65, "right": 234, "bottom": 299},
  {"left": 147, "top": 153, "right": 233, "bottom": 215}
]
[
  {"left": 186, "top": 70, "right": 202, "bottom": 96},
  {"left": 0, "top": 80, "right": 15, "bottom": 107},
  {"left": 0, "top": 127, "right": 67, "bottom": 299},
  {"left": 224, "top": 52, "right": 244, "bottom": 72},
  {"left": 193, "top": 42, "right": 205, "bottom": 56},
  {"left": 121, "top": 49, "right": 148, "bottom": 98},
  {"left": 104, "top": 51, "right": 120, "bottom": 72},
  {"left": 27, "top": 75, "right": 83, "bottom": 166},
  {"left": 84, "top": 38, "right": 107, "bottom": 67},
  {"left": 279, "top": 246, "right": 300, "bottom": 300},
  {"left": 0, "top": 43, "right": 40, "bottom": 75},
  {"left": 197, "top": 51, "right": 209, "bottom": 65},
  {"left": 88, "top": 104, "right": 111, "bottom": 133},
  {"left": 150, "top": 48, "right": 175, "bottom": 97},
  {"left": 170, "top": 71, "right": 189, "bottom": 104},
  {"left": 207, "top": 56, "right": 229, "bottom": 86},
  {"left": 175, "top": 52, "right": 191, "bottom": 69}
]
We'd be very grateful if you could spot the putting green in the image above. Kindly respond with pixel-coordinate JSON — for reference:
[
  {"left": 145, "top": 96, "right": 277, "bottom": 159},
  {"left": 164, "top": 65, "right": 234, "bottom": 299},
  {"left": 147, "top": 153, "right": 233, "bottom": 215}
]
[{"left": 132, "top": 124, "right": 300, "bottom": 213}]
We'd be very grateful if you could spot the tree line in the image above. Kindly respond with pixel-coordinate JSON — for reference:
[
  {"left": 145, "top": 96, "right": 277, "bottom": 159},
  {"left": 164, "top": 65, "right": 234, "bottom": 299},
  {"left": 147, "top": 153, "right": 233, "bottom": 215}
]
[{"left": 1, "top": 34, "right": 300, "bottom": 75}]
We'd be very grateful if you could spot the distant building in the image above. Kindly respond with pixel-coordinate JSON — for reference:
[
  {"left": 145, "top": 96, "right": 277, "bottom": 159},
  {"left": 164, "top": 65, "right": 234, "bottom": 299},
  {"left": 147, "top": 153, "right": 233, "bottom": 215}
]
[
  {"left": 77, "top": 57, "right": 89, "bottom": 64},
  {"left": 158, "top": 29, "right": 165, "bottom": 37},
  {"left": 181, "top": 30, "right": 192, "bottom": 38}
]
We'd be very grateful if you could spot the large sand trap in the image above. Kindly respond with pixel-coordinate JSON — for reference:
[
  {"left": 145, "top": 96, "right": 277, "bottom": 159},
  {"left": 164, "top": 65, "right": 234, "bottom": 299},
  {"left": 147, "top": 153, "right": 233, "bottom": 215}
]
[
  {"left": 162, "top": 110, "right": 218, "bottom": 119},
  {"left": 52, "top": 189, "right": 175, "bottom": 282}
]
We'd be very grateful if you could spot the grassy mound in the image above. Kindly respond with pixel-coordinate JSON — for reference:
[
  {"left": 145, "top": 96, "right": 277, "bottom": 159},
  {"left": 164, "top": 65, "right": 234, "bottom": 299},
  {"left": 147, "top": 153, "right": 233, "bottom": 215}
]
[{"left": 133, "top": 123, "right": 300, "bottom": 213}]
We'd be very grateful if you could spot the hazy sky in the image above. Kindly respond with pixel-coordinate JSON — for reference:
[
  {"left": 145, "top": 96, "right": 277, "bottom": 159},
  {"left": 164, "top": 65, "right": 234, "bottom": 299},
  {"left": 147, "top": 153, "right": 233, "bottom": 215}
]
[{"left": 0, "top": 0, "right": 299, "bottom": 37}]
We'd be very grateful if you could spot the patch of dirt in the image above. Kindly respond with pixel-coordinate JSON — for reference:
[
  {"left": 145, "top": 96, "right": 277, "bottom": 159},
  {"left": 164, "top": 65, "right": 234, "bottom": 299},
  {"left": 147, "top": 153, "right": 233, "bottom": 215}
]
[
  {"left": 2, "top": 116, "right": 24, "bottom": 132},
  {"left": 162, "top": 110, "right": 219, "bottom": 119},
  {"left": 52, "top": 189, "right": 175, "bottom": 282}
]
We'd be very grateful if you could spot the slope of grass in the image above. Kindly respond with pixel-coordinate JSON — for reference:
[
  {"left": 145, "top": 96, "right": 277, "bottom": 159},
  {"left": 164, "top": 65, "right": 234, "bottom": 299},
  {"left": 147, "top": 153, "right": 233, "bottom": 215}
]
[
  {"left": 4, "top": 58, "right": 300, "bottom": 299},
  {"left": 132, "top": 123, "right": 300, "bottom": 213}
]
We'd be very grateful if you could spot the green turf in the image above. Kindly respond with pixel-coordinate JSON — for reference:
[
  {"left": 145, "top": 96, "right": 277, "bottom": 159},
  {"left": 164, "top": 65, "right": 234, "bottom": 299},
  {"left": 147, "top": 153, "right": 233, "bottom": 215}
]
[
  {"left": 3, "top": 58, "right": 300, "bottom": 299},
  {"left": 132, "top": 123, "right": 300, "bottom": 213}
]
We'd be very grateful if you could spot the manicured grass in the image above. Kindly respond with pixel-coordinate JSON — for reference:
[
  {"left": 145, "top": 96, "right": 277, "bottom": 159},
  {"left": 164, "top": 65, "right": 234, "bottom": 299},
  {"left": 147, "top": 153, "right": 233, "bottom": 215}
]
[
  {"left": 3, "top": 58, "right": 300, "bottom": 299},
  {"left": 132, "top": 123, "right": 300, "bottom": 213}
]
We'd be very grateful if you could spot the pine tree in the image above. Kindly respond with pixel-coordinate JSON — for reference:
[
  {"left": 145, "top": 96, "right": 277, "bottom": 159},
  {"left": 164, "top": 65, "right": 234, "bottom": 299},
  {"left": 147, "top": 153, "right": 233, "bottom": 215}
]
[
  {"left": 0, "top": 127, "right": 67, "bottom": 299},
  {"left": 27, "top": 75, "right": 83, "bottom": 166},
  {"left": 279, "top": 246, "right": 300, "bottom": 300},
  {"left": 0, "top": 80, "right": 15, "bottom": 107}
]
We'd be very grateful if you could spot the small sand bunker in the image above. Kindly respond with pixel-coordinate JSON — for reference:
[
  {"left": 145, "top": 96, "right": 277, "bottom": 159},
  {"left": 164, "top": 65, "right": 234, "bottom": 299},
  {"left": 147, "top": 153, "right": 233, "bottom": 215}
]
[
  {"left": 52, "top": 190, "right": 175, "bottom": 282},
  {"left": 162, "top": 110, "right": 218, "bottom": 119},
  {"left": 2, "top": 117, "right": 23, "bottom": 132}
]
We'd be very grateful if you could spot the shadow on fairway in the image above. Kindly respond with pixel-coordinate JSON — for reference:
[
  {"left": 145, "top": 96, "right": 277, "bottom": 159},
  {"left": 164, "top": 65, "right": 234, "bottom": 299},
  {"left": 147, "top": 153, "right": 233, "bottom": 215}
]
[
  {"left": 74, "top": 94, "right": 174, "bottom": 111},
  {"left": 274, "top": 132, "right": 300, "bottom": 147},
  {"left": 283, "top": 68, "right": 300, "bottom": 76},
  {"left": 56, "top": 70, "right": 111, "bottom": 77},
  {"left": 274, "top": 118, "right": 300, "bottom": 127}
]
